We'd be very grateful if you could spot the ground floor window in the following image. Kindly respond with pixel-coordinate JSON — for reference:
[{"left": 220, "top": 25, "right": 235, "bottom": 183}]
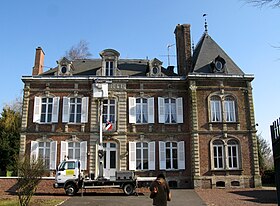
[
  {"left": 129, "top": 141, "right": 155, "bottom": 171},
  {"left": 61, "top": 140, "right": 87, "bottom": 170},
  {"left": 159, "top": 141, "right": 185, "bottom": 170},
  {"left": 211, "top": 138, "right": 240, "bottom": 170},
  {"left": 30, "top": 140, "right": 57, "bottom": 170}
]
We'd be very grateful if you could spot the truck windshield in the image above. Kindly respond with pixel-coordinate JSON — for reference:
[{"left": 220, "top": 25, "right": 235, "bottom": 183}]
[{"left": 58, "top": 161, "right": 75, "bottom": 171}]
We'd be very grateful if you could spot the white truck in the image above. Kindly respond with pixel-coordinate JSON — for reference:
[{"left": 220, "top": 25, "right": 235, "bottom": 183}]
[{"left": 53, "top": 159, "right": 137, "bottom": 196}]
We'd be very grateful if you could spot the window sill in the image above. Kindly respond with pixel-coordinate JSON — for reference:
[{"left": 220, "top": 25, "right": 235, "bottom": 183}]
[
  {"left": 209, "top": 121, "right": 239, "bottom": 124},
  {"left": 211, "top": 168, "right": 243, "bottom": 172}
]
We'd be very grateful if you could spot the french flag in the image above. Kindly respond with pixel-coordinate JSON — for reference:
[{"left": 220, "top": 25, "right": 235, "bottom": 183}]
[{"left": 105, "top": 120, "right": 113, "bottom": 131}]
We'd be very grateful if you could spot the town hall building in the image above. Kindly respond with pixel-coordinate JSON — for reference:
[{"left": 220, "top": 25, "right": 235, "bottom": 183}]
[{"left": 20, "top": 23, "right": 261, "bottom": 189}]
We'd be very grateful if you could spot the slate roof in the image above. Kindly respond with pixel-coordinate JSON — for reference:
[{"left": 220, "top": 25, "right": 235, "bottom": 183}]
[
  {"left": 42, "top": 58, "right": 177, "bottom": 77},
  {"left": 192, "top": 32, "right": 244, "bottom": 75}
]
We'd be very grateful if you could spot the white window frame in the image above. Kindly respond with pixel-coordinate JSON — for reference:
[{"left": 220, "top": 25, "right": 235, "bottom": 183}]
[
  {"left": 213, "top": 140, "right": 224, "bottom": 169},
  {"left": 159, "top": 141, "right": 185, "bottom": 170},
  {"left": 210, "top": 96, "right": 222, "bottom": 122},
  {"left": 158, "top": 97, "right": 183, "bottom": 124},
  {"left": 62, "top": 97, "right": 88, "bottom": 123},
  {"left": 211, "top": 139, "right": 240, "bottom": 170},
  {"left": 129, "top": 97, "right": 154, "bottom": 124},
  {"left": 129, "top": 141, "right": 155, "bottom": 171},
  {"left": 60, "top": 141, "right": 87, "bottom": 170},
  {"left": 224, "top": 96, "right": 236, "bottom": 122},
  {"left": 30, "top": 140, "right": 57, "bottom": 170},
  {"left": 33, "top": 96, "right": 60, "bottom": 123},
  {"left": 227, "top": 141, "right": 239, "bottom": 169},
  {"left": 105, "top": 61, "right": 114, "bottom": 76},
  {"left": 102, "top": 99, "right": 116, "bottom": 124}
]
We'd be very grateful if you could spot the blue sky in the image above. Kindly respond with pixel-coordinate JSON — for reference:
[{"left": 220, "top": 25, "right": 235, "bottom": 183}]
[{"left": 1, "top": 0, "right": 279, "bottom": 145}]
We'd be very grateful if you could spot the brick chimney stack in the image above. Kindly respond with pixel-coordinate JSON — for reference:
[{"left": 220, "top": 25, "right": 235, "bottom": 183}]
[
  {"left": 174, "top": 24, "right": 192, "bottom": 76},
  {"left": 32, "top": 47, "right": 45, "bottom": 75}
]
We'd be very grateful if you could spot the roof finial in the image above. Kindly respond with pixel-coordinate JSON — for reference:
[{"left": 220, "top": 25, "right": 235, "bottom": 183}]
[{"left": 203, "top": 13, "right": 208, "bottom": 33}]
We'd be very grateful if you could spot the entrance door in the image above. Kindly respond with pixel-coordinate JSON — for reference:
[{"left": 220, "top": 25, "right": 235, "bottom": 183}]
[{"left": 103, "top": 142, "right": 118, "bottom": 180}]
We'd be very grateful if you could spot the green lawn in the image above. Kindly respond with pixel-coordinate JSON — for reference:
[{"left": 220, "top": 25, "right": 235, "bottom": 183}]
[{"left": 0, "top": 197, "right": 66, "bottom": 206}]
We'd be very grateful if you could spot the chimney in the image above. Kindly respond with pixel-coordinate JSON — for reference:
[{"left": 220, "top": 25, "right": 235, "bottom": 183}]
[
  {"left": 32, "top": 47, "right": 45, "bottom": 75},
  {"left": 174, "top": 24, "right": 192, "bottom": 76}
]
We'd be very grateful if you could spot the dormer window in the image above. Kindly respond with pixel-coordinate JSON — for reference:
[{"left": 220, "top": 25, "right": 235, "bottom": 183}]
[
  {"left": 99, "top": 49, "right": 120, "bottom": 77},
  {"left": 56, "top": 57, "right": 73, "bottom": 76},
  {"left": 106, "top": 61, "right": 114, "bottom": 76},
  {"left": 211, "top": 55, "right": 226, "bottom": 73},
  {"left": 148, "top": 58, "right": 163, "bottom": 77}
]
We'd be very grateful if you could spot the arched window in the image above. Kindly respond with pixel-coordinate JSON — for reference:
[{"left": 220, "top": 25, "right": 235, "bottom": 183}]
[
  {"left": 213, "top": 140, "right": 224, "bottom": 169},
  {"left": 210, "top": 96, "right": 222, "bottom": 122},
  {"left": 209, "top": 94, "right": 237, "bottom": 123},
  {"left": 211, "top": 138, "right": 240, "bottom": 170},
  {"left": 224, "top": 96, "right": 236, "bottom": 122},
  {"left": 227, "top": 140, "right": 239, "bottom": 169}
]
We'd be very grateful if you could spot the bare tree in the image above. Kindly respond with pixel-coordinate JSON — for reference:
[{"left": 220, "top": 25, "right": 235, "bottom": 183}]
[
  {"left": 65, "top": 40, "right": 92, "bottom": 60},
  {"left": 16, "top": 156, "right": 46, "bottom": 206},
  {"left": 244, "top": 0, "right": 280, "bottom": 7},
  {"left": 257, "top": 134, "right": 273, "bottom": 175}
]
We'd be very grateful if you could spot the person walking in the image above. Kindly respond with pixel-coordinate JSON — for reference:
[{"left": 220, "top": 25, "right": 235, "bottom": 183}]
[{"left": 149, "top": 174, "right": 171, "bottom": 206}]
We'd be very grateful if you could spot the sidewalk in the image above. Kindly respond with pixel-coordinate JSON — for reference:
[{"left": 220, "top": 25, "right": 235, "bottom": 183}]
[{"left": 60, "top": 189, "right": 206, "bottom": 206}]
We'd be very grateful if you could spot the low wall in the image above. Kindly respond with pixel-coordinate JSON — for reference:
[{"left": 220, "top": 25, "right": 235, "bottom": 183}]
[
  {"left": 0, "top": 177, "right": 149, "bottom": 196},
  {"left": 0, "top": 177, "right": 65, "bottom": 196}
]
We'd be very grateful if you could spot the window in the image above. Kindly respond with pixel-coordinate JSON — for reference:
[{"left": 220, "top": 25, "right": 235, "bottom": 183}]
[
  {"left": 38, "top": 141, "right": 50, "bottom": 168},
  {"left": 228, "top": 140, "right": 239, "bottom": 169},
  {"left": 68, "top": 142, "right": 80, "bottom": 160},
  {"left": 165, "top": 98, "right": 176, "bottom": 123},
  {"left": 213, "top": 140, "right": 224, "bottom": 169},
  {"left": 224, "top": 96, "right": 236, "bottom": 122},
  {"left": 129, "top": 142, "right": 155, "bottom": 171},
  {"left": 103, "top": 99, "right": 116, "bottom": 123},
  {"left": 105, "top": 61, "right": 114, "bottom": 76},
  {"left": 60, "top": 141, "right": 87, "bottom": 170},
  {"left": 136, "top": 98, "right": 148, "bottom": 123},
  {"left": 211, "top": 138, "right": 240, "bottom": 170},
  {"left": 129, "top": 97, "right": 154, "bottom": 124},
  {"left": 33, "top": 96, "right": 60, "bottom": 123},
  {"left": 40, "top": 98, "right": 53, "bottom": 123},
  {"left": 158, "top": 97, "right": 183, "bottom": 124},
  {"left": 166, "top": 142, "right": 178, "bottom": 169},
  {"left": 210, "top": 96, "right": 222, "bottom": 122},
  {"left": 62, "top": 97, "right": 89, "bottom": 123},
  {"left": 58, "top": 161, "right": 76, "bottom": 171},
  {"left": 31, "top": 140, "right": 57, "bottom": 170},
  {"left": 70, "top": 98, "right": 82, "bottom": 123},
  {"left": 159, "top": 141, "right": 185, "bottom": 170},
  {"left": 209, "top": 95, "right": 236, "bottom": 123},
  {"left": 136, "top": 142, "right": 149, "bottom": 170}
]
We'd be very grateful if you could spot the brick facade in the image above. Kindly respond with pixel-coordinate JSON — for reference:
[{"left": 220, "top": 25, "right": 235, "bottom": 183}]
[{"left": 19, "top": 23, "right": 260, "bottom": 190}]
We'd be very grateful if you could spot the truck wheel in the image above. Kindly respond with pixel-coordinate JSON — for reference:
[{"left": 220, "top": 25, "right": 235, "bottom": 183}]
[
  {"left": 65, "top": 184, "right": 78, "bottom": 196},
  {"left": 123, "top": 183, "right": 135, "bottom": 195}
]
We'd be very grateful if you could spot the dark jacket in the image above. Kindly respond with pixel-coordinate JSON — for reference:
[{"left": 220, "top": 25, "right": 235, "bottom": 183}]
[{"left": 149, "top": 177, "right": 170, "bottom": 206}]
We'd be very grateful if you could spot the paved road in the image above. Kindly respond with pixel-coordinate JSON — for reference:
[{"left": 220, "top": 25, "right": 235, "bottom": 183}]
[{"left": 59, "top": 189, "right": 206, "bottom": 206}]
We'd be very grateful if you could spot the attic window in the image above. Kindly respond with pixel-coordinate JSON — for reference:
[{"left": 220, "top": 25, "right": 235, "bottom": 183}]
[
  {"left": 61, "top": 66, "right": 67, "bottom": 74},
  {"left": 211, "top": 56, "right": 226, "bottom": 73}
]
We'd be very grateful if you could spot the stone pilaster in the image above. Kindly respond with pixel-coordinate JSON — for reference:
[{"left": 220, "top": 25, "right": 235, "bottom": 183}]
[
  {"left": 246, "top": 81, "right": 261, "bottom": 187},
  {"left": 19, "top": 84, "right": 30, "bottom": 156},
  {"left": 189, "top": 81, "right": 200, "bottom": 185}
]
